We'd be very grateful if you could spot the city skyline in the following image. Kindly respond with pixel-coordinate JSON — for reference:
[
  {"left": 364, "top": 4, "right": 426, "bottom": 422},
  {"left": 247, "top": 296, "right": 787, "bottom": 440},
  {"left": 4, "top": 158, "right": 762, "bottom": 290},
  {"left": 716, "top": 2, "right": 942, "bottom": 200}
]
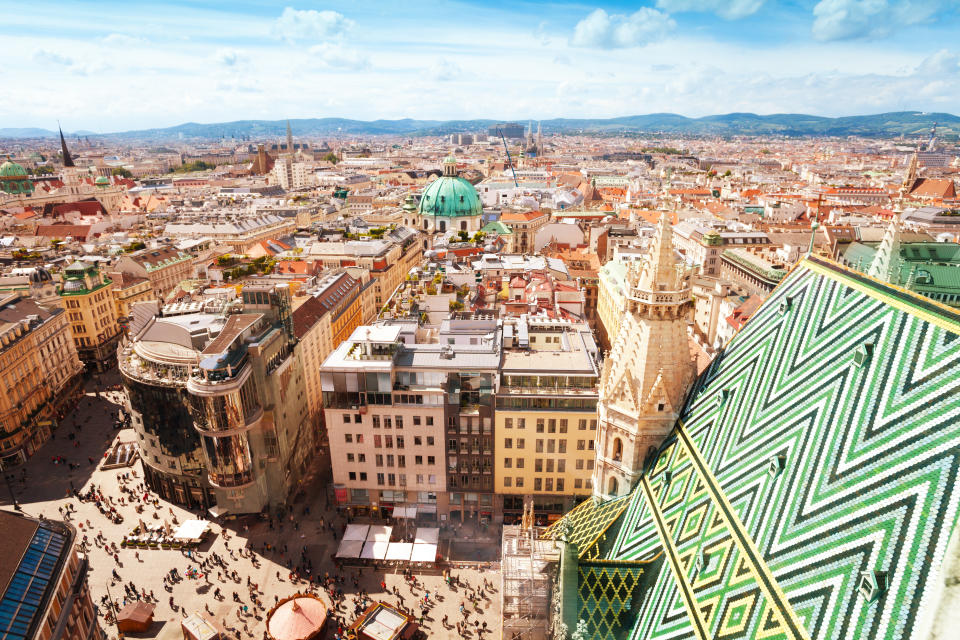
[{"left": 5, "top": 0, "right": 960, "bottom": 131}]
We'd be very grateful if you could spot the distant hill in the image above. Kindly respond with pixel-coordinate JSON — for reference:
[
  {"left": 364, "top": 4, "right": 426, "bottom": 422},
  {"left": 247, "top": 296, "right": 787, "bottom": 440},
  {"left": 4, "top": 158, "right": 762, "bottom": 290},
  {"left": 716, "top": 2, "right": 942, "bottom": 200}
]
[{"left": 2, "top": 112, "right": 958, "bottom": 140}]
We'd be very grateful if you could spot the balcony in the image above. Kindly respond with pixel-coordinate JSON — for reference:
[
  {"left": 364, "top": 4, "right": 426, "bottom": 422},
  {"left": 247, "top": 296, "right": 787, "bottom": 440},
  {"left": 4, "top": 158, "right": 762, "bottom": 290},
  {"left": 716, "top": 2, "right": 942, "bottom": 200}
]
[{"left": 208, "top": 470, "right": 254, "bottom": 489}]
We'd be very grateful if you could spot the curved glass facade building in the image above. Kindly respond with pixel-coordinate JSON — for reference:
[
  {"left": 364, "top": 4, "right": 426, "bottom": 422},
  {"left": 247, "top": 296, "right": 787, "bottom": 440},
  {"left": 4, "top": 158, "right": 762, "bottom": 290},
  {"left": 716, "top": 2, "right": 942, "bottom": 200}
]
[{"left": 119, "top": 285, "right": 310, "bottom": 515}]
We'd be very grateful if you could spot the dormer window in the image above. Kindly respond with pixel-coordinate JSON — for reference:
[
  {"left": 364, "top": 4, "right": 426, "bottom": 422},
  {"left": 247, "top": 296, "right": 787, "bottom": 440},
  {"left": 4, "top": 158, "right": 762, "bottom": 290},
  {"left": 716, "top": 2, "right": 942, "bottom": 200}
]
[
  {"left": 853, "top": 341, "right": 874, "bottom": 368},
  {"left": 857, "top": 570, "right": 889, "bottom": 603}
]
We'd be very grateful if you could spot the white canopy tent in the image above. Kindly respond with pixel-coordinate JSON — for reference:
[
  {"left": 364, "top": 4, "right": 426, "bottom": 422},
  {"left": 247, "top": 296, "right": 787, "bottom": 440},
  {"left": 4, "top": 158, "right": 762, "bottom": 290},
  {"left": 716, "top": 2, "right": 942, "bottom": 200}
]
[
  {"left": 413, "top": 527, "right": 439, "bottom": 544},
  {"left": 392, "top": 506, "right": 418, "bottom": 518},
  {"left": 336, "top": 539, "right": 364, "bottom": 559},
  {"left": 411, "top": 543, "right": 437, "bottom": 563},
  {"left": 361, "top": 541, "right": 390, "bottom": 560},
  {"left": 172, "top": 519, "right": 210, "bottom": 542},
  {"left": 385, "top": 542, "right": 413, "bottom": 561},
  {"left": 365, "top": 525, "right": 392, "bottom": 542},
  {"left": 343, "top": 524, "right": 370, "bottom": 541}
]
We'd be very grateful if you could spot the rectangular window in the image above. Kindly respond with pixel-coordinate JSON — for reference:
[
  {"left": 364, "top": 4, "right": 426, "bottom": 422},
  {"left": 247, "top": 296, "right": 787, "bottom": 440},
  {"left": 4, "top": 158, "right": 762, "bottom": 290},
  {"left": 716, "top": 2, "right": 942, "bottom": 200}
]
[
  {"left": 577, "top": 440, "right": 585, "bottom": 450},
  {"left": 415, "top": 455, "right": 423, "bottom": 465},
  {"left": 398, "top": 455, "right": 406, "bottom": 468},
  {"left": 428, "top": 474, "right": 436, "bottom": 485},
  {"left": 547, "top": 439, "right": 555, "bottom": 454},
  {"left": 518, "top": 418, "right": 526, "bottom": 429},
  {"left": 347, "top": 453, "right": 355, "bottom": 462},
  {"left": 588, "top": 440, "right": 595, "bottom": 450},
  {"left": 399, "top": 474, "right": 406, "bottom": 486},
  {"left": 414, "top": 436, "right": 422, "bottom": 446},
  {"left": 575, "top": 478, "right": 583, "bottom": 489},
  {"left": 545, "top": 478, "right": 553, "bottom": 491},
  {"left": 377, "top": 473, "right": 385, "bottom": 486},
  {"left": 536, "top": 419, "right": 544, "bottom": 433},
  {"left": 426, "top": 416, "right": 434, "bottom": 426},
  {"left": 558, "top": 440, "right": 566, "bottom": 454},
  {"left": 374, "top": 435, "right": 382, "bottom": 448},
  {"left": 448, "top": 439, "right": 457, "bottom": 451},
  {"left": 376, "top": 454, "right": 384, "bottom": 466},
  {"left": 516, "top": 457, "right": 524, "bottom": 469},
  {"left": 536, "top": 439, "right": 544, "bottom": 453},
  {"left": 534, "top": 478, "right": 542, "bottom": 491},
  {"left": 413, "top": 416, "right": 421, "bottom": 426},
  {"left": 345, "top": 434, "right": 353, "bottom": 443},
  {"left": 384, "top": 417, "right": 392, "bottom": 429},
  {"left": 416, "top": 474, "right": 424, "bottom": 484},
  {"left": 504, "top": 438, "right": 512, "bottom": 449},
  {"left": 359, "top": 472, "right": 367, "bottom": 481},
  {"left": 535, "top": 459, "right": 543, "bottom": 472},
  {"left": 427, "top": 456, "right": 435, "bottom": 465},
  {"left": 590, "top": 419, "right": 597, "bottom": 430},
  {"left": 356, "top": 434, "right": 363, "bottom": 444},
  {"left": 372, "top": 415, "right": 380, "bottom": 429},
  {"left": 558, "top": 459, "right": 565, "bottom": 473},
  {"left": 388, "top": 473, "right": 396, "bottom": 486},
  {"left": 396, "top": 436, "right": 404, "bottom": 449},
  {"left": 385, "top": 435, "right": 393, "bottom": 448},
  {"left": 579, "top": 419, "right": 587, "bottom": 430},
  {"left": 349, "top": 471, "right": 357, "bottom": 481},
  {"left": 546, "top": 459, "right": 554, "bottom": 473},
  {"left": 504, "top": 458, "right": 512, "bottom": 468},
  {"left": 559, "top": 419, "right": 568, "bottom": 433},
  {"left": 576, "top": 459, "right": 584, "bottom": 470},
  {"left": 556, "top": 478, "right": 564, "bottom": 492},
  {"left": 386, "top": 455, "right": 394, "bottom": 467},
  {"left": 426, "top": 437, "right": 434, "bottom": 446},
  {"left": 548, "top": 419, "right": 556, "bottom": 433},
  {"left": 517, "top": 438, "right": 525, "bottom": 449},
  {"left": 504, "top": 477, "right": 512, "bottom": 487},
  {"left": 516, "top": 477, "right": 524, "bottom": 488},
  {"left": 505, "top": 418, "right": 513, "bottom": 429},
  {"left": 587, "top": 459, "right": 594, "bottom": 470},
  {"left": 358, "top": 453, "right": 366, "bottom": 463},
  {"left": 354, "top": 414, "right": 361, "bottom": 423},
  {"left": 395, "top": 416, "right": 403, "bottom": 429},
  {"left": 343, "top": 414, "right": 351, "bottom": 424}
]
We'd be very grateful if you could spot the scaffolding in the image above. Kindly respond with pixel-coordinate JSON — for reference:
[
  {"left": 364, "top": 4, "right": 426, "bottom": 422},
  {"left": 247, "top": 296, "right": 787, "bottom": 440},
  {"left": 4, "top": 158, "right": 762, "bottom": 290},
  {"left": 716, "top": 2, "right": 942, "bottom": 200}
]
[{"left": 500, "top": 523, "right": 562, "bottom": 640}]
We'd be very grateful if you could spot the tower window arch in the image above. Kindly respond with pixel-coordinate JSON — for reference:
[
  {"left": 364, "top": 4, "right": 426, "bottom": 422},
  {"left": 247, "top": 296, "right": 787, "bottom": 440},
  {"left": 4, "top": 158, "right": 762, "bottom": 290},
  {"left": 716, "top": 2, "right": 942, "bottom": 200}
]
[
  {"left": 608, "top": 477, "right": 618, "bottom": 496},
  {"left": 613, "top": 437, "right": 623, "bottom": 462}
]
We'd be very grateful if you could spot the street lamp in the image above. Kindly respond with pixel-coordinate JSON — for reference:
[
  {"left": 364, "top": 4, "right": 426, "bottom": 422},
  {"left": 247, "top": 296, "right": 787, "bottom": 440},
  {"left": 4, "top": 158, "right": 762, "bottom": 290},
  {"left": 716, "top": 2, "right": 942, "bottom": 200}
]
[{"left": 3, "top": 472, "right": 21, "bottom": 511}]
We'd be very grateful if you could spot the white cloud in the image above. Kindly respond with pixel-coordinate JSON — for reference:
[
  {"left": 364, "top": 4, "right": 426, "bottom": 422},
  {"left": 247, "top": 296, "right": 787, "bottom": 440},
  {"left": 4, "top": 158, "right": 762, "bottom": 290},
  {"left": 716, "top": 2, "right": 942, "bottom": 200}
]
[
  {"left": 273, "top": 7, "right": 354, "bottom": 42},
  {"left": 309, "top": 43, "right": 370, "bottom": 70},
  {"left": 32, "top": 49, "right": 73, "bottom": 67},
  {"left": 102, "top": 33, "right": 144, "bottom": 47},
  {"left": 429, "top": 58, "right": 462, "bottom": 81},
  {"left": 213, "top": 48, "right": 247, "bottom": 67},
  {"left": 916, "top": 49, "right": 960, "bottom": 75},
  {"left": 812, "top": 0, "right": 943, "bottom": 41},
  {"left": 571, "top": 8, "right": 675, "bottom": 49},
  {"left": 655, "top": 0, "right": 765, "bottom": 19}
]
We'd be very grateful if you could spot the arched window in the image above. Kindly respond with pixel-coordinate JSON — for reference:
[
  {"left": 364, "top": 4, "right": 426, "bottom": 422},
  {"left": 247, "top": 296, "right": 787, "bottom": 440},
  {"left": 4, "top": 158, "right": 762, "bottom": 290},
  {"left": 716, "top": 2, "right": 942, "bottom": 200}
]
[
  {"left": 439, "top": 220, "right": 446, "bottom": 232},
  {"left": 608, "top": 477, "right": 618, "bottom": 496},
  {"left": 461, "top": 220, "right": 467, "bottom": 231},
  {"left": 613, "top": 438, "right": 623, "bottom": 462}
]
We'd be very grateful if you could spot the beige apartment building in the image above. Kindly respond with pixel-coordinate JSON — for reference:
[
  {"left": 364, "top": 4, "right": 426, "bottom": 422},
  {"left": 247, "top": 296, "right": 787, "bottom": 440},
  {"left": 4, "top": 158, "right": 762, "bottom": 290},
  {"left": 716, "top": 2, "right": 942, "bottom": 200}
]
[
  {"left": 114, "top": 245, "right": 194, "bottom": 300},
  {"left": 0, "top": 294, "right": 83, "bottom": 469},
  {"left": 106, "top": 271, "right": 155, "bottom": 322},
  {"left": 58, "top": 261, "right": 122, "bottom": 371},
  {"left": 494, "top": 317, "right": 600, "bottom": 524},
  {"left": 307, "top": 227, "right": 423, "bottom": 310}
]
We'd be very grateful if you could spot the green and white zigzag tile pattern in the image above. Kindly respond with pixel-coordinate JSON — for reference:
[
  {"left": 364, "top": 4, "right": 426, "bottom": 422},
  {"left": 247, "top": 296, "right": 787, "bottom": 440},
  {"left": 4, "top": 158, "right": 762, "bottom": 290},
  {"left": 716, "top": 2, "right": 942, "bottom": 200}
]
[{"left": 602, "top": 260, "right": 960, "bottom": 640}]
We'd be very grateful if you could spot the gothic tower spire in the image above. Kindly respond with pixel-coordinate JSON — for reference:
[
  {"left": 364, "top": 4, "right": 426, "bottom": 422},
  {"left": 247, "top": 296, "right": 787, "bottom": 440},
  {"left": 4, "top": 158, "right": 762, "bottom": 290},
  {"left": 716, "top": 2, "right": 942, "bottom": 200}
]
[
  {"left": 59, "top": 124, "right": 75, "bottom": 168},
  {"left": 286, "top": 120, "right": 294, "bottom": 155},
  {"left": 867, "top": 217, "right": 903, "bottom": 285},
  {"left": 593, "top": 213, "right": 696, "bottom": 499}
]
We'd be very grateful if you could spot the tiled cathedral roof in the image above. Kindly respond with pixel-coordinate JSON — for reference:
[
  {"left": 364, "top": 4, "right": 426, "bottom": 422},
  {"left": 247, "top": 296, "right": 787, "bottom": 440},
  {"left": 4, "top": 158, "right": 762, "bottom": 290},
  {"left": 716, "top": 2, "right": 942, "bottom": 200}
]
[{"left": 555, "top": 256, "right": 960, "bottom": 639}]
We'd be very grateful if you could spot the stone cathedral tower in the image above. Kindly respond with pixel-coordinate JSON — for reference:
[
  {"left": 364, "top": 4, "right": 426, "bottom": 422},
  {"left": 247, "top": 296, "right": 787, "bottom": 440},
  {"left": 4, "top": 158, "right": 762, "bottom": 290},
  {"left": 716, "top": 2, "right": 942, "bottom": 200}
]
[{"left": 593, "top": 214, "right": 696, "bottom": 499}]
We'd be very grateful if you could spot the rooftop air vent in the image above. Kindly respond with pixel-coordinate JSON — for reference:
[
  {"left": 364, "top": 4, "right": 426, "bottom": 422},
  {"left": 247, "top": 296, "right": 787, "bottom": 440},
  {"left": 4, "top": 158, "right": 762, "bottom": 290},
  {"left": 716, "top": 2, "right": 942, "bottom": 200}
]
[
  {"left": 768, "top": 454, "right": 786, "bottom": 477},
  {"left": 853, "top": 341, "right": 874, "bottom": 368},
  {"left": 857, "top": 570, "right": 888, "bottom": 603}
]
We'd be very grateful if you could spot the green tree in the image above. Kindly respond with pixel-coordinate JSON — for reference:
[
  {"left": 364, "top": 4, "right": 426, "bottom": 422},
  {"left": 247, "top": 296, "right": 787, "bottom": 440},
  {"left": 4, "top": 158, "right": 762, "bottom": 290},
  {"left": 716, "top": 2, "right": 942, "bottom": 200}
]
[
  {"left": 449, "top": 300, "right": 464, "bottom": 311},
  {"left": 471, "top": 231, "right": 486, "bottom": 245},
  {"left": 457, "top": 230, "right": 470, "bottom": 242},
  {"left": 323, "top": 152, "right": 338, "bottom": 165},
  {"left": 35, "top": 165, "right": 55, "bottom": 176},
  {"left": 111, "top": 167, "right": 133, "bottom": 178}
]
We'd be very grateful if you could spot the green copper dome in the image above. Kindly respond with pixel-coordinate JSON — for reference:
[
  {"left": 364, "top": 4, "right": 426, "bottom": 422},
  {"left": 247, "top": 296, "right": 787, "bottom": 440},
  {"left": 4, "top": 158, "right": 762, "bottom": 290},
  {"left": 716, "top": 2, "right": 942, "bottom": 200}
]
[
  {"left": 0, "top": 160, "right": 28, "bottom": 178},
  {"left": 0, "top": 159, "right": 34, "bottom": 195},
  {"left": 418, "top": 158, "right": 481, "bottom": 218},
  {"left": 95, "top": 176, "right": 109, "bottom": 186}
]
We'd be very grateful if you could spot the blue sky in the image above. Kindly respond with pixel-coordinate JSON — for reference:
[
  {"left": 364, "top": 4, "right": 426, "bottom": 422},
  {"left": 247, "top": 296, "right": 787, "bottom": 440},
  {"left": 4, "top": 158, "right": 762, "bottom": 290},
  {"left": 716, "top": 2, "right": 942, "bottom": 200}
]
[{"left": 3, "top": 0, "right": 960, "bottom": 132}]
